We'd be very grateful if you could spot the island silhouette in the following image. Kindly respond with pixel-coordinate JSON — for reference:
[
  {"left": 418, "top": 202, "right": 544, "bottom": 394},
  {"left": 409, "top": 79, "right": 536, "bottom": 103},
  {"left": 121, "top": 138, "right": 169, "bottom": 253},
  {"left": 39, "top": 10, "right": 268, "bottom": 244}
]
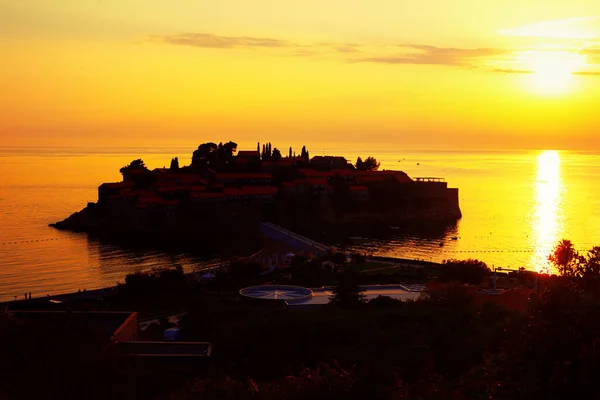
[{"left": 51, "top": 141, "right": 461, "bottom": 240}]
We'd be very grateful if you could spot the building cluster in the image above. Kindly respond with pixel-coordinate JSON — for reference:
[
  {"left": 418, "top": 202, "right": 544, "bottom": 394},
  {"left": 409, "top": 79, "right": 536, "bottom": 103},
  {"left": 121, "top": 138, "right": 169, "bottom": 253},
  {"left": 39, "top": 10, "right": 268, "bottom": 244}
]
[
  {"left": 106, "top": 154, "right": 380, "bottom": 205},
  {"left": 95, "top": 149, "right": 457, "bottom": 226}
]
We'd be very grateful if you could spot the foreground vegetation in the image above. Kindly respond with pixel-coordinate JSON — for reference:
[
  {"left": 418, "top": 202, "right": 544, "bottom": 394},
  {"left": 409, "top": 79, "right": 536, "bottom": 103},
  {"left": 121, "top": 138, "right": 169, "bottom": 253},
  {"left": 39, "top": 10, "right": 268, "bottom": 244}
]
[{"left": 4, "top": 240, "right": 600, "bottom": 399}]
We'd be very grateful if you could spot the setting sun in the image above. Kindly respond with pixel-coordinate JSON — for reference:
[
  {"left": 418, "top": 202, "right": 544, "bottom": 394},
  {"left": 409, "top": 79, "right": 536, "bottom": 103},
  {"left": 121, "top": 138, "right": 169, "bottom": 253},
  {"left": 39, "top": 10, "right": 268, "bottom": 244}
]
[{"left": 518, "top": 50, "right": 588, "bottom": 94}]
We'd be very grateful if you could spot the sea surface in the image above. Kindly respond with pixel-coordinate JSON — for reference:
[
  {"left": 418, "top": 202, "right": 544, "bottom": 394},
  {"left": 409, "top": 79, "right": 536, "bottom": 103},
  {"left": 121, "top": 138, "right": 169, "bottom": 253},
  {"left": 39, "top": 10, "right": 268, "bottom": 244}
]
[{"left": 1, "top": 145, "right": 599, "bottom": 301}]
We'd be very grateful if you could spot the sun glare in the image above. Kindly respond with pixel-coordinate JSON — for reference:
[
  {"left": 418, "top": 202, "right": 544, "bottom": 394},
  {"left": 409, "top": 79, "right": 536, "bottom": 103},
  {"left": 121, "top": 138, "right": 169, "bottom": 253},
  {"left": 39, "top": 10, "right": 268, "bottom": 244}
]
[
  {"left": 531, "top": 150, "right": 564, "bottom": 272},
  {"left": 518, "top": 50, "right": 587, "bottom": 95}
]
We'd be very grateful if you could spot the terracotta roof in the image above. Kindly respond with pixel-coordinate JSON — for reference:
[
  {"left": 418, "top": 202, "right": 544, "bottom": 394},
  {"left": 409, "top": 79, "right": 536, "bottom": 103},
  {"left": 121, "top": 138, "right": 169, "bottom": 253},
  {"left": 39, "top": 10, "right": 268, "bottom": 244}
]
[
  {"left": 355, "top": 170, "right": 412, "bottom": 182},
  {"left": 215, "top": 173, "right": 272, "bottom": 179},
  {"left": 297, "top": 178, "right": 328, "bottom": 185},
  {"left": 394, "top": 175, "right": 412, "bottom": 184},
  {"left": 238, "top": 150, "right": 260, "bottom": 157},
  {"left": 299, "top": 169, "right": 334, "bottom": 177},
  {"left": 224, "top": 186, "right": 278, "bottom": 196},
  {"left": 333, "top": 169, "right": 356, "bottom": 176},
  {"left": 136, "top": 195, "right": 164, "bottom": 203},
  {"left": 136, "top": 199, "right": 179, "bottom": 206},
  {"left": 190, "top": 192, "right": 227, "bottom": 199},
  {"left": 263, "top": 157, "right": 300, "bottom": 165},
  {"left": 120, "top": 189, "right": 142, "bottom": 196},
  {"left": 310, "top": 156, "right": 348, "bottom": 163},
  {"left": 349, "top": 186, "right": 369, "bottom": 191},
  {"left": 156, "top": 173, "right": 200, "bottom": 181},
  {"left": 156, "top": 186, "right": 180, "bottom": 192},
  {"left": 241, "top": 186, "right": 278, "bottom": 195}
]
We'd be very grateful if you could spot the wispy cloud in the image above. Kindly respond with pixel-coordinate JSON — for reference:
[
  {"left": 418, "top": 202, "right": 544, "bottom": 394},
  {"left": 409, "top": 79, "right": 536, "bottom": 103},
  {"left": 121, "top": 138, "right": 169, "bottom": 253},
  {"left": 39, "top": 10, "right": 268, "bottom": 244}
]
[
  {"left": 353, "top": 45, "right": 507, "bottom": 66},
  {"left": 499, "top": 16, "right": 600, "bottom": 39},
  {"left": 491, "top": 68, "right": 534, "bottom": 74},
  {"left": 573, "top": 71, "right": 600, "bottom": 76},
  {"left": 149, "top": 32, "right": 600, "bottom": 76},
  {"left": 331, "top": 44, "right": 362, "bottom": 53},
  {"left": 151, "top": 33, "right": 292, "bottom": 49}
]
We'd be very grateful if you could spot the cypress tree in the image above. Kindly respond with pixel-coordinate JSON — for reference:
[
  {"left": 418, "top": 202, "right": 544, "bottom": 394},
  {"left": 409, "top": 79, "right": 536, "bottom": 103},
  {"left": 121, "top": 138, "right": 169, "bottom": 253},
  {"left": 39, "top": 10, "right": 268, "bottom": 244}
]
[{"left": 329, "top": 265, "right": 366, "bottom": 308}]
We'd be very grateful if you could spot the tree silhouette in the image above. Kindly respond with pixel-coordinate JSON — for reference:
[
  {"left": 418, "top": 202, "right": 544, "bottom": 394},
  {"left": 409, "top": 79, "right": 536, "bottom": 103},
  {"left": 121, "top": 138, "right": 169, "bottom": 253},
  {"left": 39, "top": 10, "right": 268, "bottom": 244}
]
[
  {"left": 192, "top": 142, "right": 218, "bottom": 166},
  {"left": 289, "top": 147, "right": 292, "bottom": 158},
  {"left": 119, "top": 159, "right": 148, "bottom": 179},
  {"left": 549, "top": 240, "right": 600, "bottom": 285},
  {"left": 169, "top": 157, "right": 179, "bottom": 171},
  {"left": 549, "top": 239, "right": 579, "bottom": 277},
  {"left": 120, "top": 159, "right": 145, "bottom": 173},
  {"left": 356, "top": 156, "right": 380, "bottom": 171},
  {"left": 440, "top": 259, "right": 490, "bottom": 285},
  {"left": 223, "top": 141, "right": 238, "bottom": 159},
  {"left": 355, "top": 157, "right": 363, "bottom": 171},
  {"left": 272, "top": 148, "right": 282, "bottom": 161},
  {"left": 329, "top": 265, "right": 365, "bottom": 308}
]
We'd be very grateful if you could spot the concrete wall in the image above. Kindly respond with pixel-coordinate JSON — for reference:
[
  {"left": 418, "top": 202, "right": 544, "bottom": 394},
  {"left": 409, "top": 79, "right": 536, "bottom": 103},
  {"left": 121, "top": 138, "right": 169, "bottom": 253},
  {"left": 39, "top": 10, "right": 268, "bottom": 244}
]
[{"left": 445, "top": 188, "right": 462, "bottom": 218}]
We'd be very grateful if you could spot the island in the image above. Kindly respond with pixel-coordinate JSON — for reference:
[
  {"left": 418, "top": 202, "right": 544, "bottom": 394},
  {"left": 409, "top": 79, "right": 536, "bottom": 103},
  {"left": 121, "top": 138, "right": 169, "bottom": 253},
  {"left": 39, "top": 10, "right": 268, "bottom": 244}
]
[{"left": 51, "top": 141, "right": 461, "bottom": 239}]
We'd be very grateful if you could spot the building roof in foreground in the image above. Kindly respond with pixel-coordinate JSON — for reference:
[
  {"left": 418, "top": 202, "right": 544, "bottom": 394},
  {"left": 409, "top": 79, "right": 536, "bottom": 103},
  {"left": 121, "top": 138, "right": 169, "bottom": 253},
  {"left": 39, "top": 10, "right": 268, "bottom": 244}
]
[
  {"left": 119, "top": 341, "right": 213, "bottom": 356},
  {"left": 8, "top": 311, "right": 136, "bottom": 337}
]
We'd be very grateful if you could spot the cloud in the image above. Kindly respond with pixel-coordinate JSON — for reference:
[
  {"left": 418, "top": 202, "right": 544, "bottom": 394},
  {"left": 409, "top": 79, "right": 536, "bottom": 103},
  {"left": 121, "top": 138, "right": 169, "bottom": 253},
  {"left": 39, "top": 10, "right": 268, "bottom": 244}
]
[
  {"left": 353, "top": 45, "right": 507, "bottom": 66},
  {"left": 152, "top": 33, "right": 292, "bottom": 49},
  {"left": 573, "top": 71, "right": 600, "bottom": 76},
  {"left": 491, "top": 68, "right": 533, "bottom": 74},
  {"left": 331, "top": 44, "right": 362, "bottom": 53},
  {"left": 149, "top": 31, "right": 600, "bottom": 76},
  {"left": 499, "top": 16, "right": 600, "bottom": 39},
  {"left": 151, "top": 33, "right": 505, "bottom": 67}
]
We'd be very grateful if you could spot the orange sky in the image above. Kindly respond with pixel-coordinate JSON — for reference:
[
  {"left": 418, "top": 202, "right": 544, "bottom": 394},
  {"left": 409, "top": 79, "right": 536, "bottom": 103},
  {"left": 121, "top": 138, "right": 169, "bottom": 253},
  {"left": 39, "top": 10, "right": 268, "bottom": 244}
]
[{"left": 2, "top": 1, "right": 600, "bottom": 150}]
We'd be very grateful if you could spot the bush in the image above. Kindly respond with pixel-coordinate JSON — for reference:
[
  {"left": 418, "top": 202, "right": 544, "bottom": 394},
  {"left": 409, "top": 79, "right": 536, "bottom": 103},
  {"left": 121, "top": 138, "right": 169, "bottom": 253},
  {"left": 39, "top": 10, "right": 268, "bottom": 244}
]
[
  {"left": 368, "top": 295, "right": 403, "bottom": 309},
  {"left": 118, "top": 266, "right": 187, "bottom": 304},
  {"left": 440, "top": 259, "right": 490, "bottom": 285}
]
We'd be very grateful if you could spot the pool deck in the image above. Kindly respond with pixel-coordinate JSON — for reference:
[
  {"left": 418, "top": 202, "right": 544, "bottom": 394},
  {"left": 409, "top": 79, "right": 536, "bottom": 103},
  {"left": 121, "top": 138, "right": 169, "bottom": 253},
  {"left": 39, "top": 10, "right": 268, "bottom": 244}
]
[{"left": 288, "top": 284, "right": 423, "bottom": 307}]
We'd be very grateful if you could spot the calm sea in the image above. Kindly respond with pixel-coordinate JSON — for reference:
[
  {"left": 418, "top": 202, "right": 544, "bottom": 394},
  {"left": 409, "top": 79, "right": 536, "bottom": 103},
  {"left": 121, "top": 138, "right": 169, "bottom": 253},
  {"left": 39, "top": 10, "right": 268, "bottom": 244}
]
[{"left": 1, "top": 145, "right": 599, "bottom": 301}]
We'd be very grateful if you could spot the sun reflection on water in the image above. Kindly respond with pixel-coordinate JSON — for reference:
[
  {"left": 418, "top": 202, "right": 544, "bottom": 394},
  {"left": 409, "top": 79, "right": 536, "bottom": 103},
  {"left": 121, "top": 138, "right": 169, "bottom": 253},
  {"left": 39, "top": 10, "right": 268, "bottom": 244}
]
[{"left": 531, "top": 150, "right": 564, "bottom": 272}]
